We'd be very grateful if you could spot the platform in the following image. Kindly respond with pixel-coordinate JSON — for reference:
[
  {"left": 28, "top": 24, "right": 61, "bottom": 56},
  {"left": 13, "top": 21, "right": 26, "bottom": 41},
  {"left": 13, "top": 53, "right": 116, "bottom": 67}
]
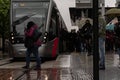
[{"left": 0, "top": 51, "right": 120, "bottom": 80}]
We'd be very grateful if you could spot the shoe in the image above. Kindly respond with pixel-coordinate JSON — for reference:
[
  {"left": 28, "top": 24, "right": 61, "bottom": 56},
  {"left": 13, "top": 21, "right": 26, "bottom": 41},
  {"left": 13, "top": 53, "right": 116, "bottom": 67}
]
[
  {"left": 99, "top": 66, "right": 105, "bottom": 70},
  {"left": 34, "top": 67, "right": 41, "bottom": 70},
  {"left": 22, "top": 66, "right": 29, "bottom": 69},
  {"left": 118, "top": 64, "right": 120, "bottom": 68},
  {"left": 87, "top": 53, "right": 91, "bottom": 56}
]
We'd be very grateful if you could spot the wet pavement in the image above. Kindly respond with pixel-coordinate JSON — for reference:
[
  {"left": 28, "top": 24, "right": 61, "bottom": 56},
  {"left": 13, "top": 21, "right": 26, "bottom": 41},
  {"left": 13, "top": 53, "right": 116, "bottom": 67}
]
[
  {"left": 99, "top": 51, "right": 120, "bottom": 80},
  {"left": 0, "top": 51, "right": 120, "bottom": 80}
]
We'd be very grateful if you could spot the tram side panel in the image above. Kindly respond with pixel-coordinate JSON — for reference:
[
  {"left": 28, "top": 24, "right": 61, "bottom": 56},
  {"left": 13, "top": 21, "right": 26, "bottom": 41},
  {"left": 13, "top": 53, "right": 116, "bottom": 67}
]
[{"left": 38, "top": 4, "right": 67, "bottom": 58}]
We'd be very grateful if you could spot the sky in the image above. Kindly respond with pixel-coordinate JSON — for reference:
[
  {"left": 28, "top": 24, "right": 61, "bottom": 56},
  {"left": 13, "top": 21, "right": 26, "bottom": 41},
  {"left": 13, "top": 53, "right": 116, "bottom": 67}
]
[{"left": 105, "top": 0, "right": 116, "bottom": 7}]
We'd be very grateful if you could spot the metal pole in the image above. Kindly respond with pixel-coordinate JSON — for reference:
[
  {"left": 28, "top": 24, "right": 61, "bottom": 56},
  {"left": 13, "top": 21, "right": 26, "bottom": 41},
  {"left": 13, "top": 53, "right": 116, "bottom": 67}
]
[{"left": 93, "top": 0, "right": 99, "bottom": 80}]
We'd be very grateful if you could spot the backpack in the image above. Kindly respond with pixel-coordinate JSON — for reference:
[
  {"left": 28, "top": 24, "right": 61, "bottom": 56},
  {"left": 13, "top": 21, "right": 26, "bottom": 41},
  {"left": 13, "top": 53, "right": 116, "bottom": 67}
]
[
  {"left": 24, "top": 36, "right": 34, "bottom": 48},
  {"left": 24, "top": 28, "right": 42, "bottom": 48},
  {"left": 33, "top": 29, "right": 42, "bottom": 41}
]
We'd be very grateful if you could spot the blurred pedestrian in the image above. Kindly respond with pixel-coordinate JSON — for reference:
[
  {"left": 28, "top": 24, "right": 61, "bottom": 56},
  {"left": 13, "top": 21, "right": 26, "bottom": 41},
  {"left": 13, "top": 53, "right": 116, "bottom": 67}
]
[
  {"left": 70, "top": 29, "right": 77, "bottom": 52},
  {"left": 81, "top": 19, "right": 93, "bottom": 56},
  {"left": 23, "top": 21, "right": 41, "bottom": 70},
  {"left": 99, "top": 12, "right": 106, "bottom": 70},
  {"left": 114, "top": 17, "right": 120, "bottom": 66}
]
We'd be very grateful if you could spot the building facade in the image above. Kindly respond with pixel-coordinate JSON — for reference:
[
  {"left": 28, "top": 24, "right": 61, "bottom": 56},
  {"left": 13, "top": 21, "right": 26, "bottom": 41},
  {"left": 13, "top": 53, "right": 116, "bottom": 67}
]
[
  {"left": 116, "top": 0, "right": 120, "bottom": 7},
  {"left": 76, "top": 0, "right": 92, "bottom": 8},
  {"left": 75, "top": 0, "right": 104, "bottom": 18}
]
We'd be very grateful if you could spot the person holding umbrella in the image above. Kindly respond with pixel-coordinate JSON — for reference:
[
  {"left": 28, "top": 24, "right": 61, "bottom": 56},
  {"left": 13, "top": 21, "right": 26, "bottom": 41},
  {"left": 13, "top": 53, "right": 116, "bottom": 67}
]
[
  {"left": 99, "top": 11, "right": 106, "bottom": 70},
  {"left": 114, "top": 17, "right": 120, "bottom": 67}
]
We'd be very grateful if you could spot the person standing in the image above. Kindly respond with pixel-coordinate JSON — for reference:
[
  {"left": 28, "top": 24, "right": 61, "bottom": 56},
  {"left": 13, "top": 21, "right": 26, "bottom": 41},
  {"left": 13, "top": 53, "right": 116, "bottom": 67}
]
[
  {"left": 114, "top": 17, "right": 120, "bottom": 67},
  {"left": 23, "top": 21, "right": 41, "bottom": 70},
  {"left": 81, "top": 19, "right": 93, "bottom": 56},
  {"left": 98, "top": 12, "right": 106, "bottom": 70}
]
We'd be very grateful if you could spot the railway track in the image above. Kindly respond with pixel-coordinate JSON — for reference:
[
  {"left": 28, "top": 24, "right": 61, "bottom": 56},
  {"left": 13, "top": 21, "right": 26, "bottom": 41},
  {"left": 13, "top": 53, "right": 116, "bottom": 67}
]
[{"left": 0, "top": 58, "right": 13, "bottom": 66}]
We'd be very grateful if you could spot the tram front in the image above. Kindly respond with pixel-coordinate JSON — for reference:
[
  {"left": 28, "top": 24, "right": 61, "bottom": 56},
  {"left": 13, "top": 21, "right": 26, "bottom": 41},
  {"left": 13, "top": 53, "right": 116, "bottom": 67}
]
[{"left": 10, "top": 0, "right": 50, "bottom": 59}]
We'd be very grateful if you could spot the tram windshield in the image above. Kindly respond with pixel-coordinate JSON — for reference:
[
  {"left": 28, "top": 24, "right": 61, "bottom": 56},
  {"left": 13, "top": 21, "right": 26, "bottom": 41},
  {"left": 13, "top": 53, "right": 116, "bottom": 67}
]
[{"left": 12, "top": 2, "right": 49, "bottom": 36}]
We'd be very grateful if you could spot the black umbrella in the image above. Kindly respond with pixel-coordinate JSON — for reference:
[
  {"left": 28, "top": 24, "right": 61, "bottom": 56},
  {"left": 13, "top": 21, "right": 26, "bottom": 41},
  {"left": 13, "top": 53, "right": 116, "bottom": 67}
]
[{"left": 12, "top": 14, "right": 35, "bottom": 26}]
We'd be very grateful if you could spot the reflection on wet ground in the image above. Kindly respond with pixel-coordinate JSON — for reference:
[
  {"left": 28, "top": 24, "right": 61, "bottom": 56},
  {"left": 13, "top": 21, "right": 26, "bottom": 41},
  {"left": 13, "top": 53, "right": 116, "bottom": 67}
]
[
  {"left": 0, "top": 51, "right": 120, "bottom": 80},
  {"left": 0, "top": 68, "right": 60, "bottom": 80},
  {"left": 0, "top": 69, "right": 23, "bottom": 80}
]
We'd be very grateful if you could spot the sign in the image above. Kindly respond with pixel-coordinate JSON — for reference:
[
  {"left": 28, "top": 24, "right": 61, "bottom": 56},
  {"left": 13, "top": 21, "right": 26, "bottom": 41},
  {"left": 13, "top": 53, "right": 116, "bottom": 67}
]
[{"left": 76, "top": 0, "right": 91, "bottom": 3}]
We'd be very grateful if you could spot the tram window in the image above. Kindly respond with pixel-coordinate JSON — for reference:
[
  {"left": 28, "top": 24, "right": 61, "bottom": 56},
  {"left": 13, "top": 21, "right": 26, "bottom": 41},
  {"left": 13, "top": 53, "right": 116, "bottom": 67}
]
[{"left": 12, "top": 2, "right": 49, "bottom": 36}]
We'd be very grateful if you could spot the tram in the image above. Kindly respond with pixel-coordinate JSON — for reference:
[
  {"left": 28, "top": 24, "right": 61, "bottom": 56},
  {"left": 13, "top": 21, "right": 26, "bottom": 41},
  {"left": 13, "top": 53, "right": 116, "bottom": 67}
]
[{"left": 10, "top": 0, "right": 67, "bottom": 59}]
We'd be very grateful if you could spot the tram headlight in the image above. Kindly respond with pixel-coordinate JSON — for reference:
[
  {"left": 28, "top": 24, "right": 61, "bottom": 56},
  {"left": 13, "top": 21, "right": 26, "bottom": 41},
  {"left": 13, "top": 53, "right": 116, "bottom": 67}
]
[
  {"left": 44, "top": 36, "right": 47, "bottom": 39},
  {"left": 43, "top": 36, "right": 47, "bottom": 43},
  {"left": 11, "top": 37, "right": 14, "bottom": 39},
  {"left": 45, "top": 32, "right": 48, "bottom": 35},
  {"left": 11, "top": 33, "right": 14, "bottom": 36},
  {"left": 43, "top": 32, "right": 48, "bottom": 43},
  {"left": 12, "top": 40, "right": 15, "bottom": 43}
]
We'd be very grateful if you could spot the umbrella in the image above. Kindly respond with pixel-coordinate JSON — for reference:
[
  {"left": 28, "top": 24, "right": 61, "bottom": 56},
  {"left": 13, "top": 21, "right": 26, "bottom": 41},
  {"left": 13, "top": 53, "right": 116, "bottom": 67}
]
[
  {"left": 12, "top": 14, "right": 36, "bottom": 26},
  {"left": 105, "top": 8, "right": 120, "bottom": 17},
  {"left": 78, "top": 18, "right": 93, "bottom": 29}
]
